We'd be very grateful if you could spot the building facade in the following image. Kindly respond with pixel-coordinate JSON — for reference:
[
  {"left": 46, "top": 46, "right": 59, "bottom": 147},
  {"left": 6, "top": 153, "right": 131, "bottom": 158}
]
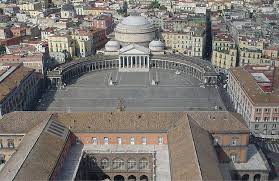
[
  {"left": 0, "top": 64, "right": 42, "bottom": 117},
  {"left": 161, "top": 29, "right": 205, "bottom": 57},
  {"left": 0, "top": 111, "right": 270, "bottom": 181},
  {"left": 211, "top": 34, "right": 237, "bottom": 73},
  {"left": 227, "top": 65, "right": 279, "bottom": 138}
]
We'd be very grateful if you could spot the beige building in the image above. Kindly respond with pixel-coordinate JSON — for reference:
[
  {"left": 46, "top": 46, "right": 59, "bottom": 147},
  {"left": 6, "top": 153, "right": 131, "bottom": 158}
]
[
  {"left": 212, "top": 34, "right": 237, "bottom": 73},
  {"left": 48, "top": 34, "right": 76, "bottom": 63},
  {"left": 71, "top": 29, "right": 95, "bottom": 57},
  {"left": 48, "top": 29, "right": 103, "bottom": 62},
  {"left": 161, "top": 28, "right": 205, "bottom": 57},
  {"left": 83, "top": 7, "right": 113, "bottom": 16},
  {"left": 238, "top": 37, "right": 278, "bottom": 66},
  {"left": 227, "top": 65, "right": 279, "bottom": 138},
  {"left": 18, "top": 2, "right": 42, "bottom": 11}
]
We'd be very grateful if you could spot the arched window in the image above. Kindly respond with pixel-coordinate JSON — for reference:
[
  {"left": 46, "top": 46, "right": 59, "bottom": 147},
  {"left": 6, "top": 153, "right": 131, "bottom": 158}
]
[
  {"left": 241, "top": 174, "right": 249, "bottom": 181},
  {"left": 140, "top": 175, "right": 148, "bottom": 181},
  {"left": 254, "top": 174, "right": 261, "bottom": 181},
  {"left": 102, "top": 175, "right": 110, "bottom": 180},
  {"left": 112, "top": 158, "right": 125, "bottom": 170},
  {"left": 230, "top": 153, "right": 237, "bottom": 163},
  {"left": 114, "top": 175, "right": 124, "bottom": 181},
  {"left": 231, "top": 137, "right": 239, "bottom": 146},
  {"left": 128, "top": 175, "right": 136, "bottom": 181},
  {"left": 139, "top": 158, "right": 149, "bottom": 170},
  {"left": 100, "top": 158, "right": 109, "bottom": 170},
  {"left": 127, "top": 158, "right": 137, "bottom": 170}
]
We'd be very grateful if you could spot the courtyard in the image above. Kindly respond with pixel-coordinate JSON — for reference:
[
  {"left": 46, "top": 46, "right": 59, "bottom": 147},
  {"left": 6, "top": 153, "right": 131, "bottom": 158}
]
[{"left": 37, "top": 69, "right": 225, "bottom": 112}]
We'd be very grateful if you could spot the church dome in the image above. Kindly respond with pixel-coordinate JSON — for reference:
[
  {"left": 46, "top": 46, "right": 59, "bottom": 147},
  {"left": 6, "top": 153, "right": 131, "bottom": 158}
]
[
  {"left": 149, "top": 40, "right": 165, "bottom": 51},
  {"left": 121, "top": 15, "right": 153, "bottom": 29},
  {"left": 105, "top": 40, "right": 120, "bottom": 51},
  {"left": 115, "top": 15, "right": 156, "bottom": 46},
  {"left": 116, "top": 15, "right": 154, "bottom": 34}
]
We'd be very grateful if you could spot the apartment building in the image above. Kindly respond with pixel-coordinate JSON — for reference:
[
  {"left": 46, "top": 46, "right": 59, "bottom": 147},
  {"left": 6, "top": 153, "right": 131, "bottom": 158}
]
[
  {"left": 48, "top": 34, "right": 76, "bottom": 63},
  {"left": 161, "top": 27, "right": 205, "bottom": 57},
  {"left": 212, "top": 34, "right": 237, "bottom": 73},
  {"left": 83, "top": 7, "right": 113, "bottom": 16},
  {"left": 162, "top": 14, "right": 206, "bottom": 32},
  {"left": 227, "top": 65, "right": 279, "bottom": 138},
  {"left": 0, "top": 64, "right": 42, "bottom": 117},
  {"left": 72, "top": 29, "right": 95, "bottom": 57}
]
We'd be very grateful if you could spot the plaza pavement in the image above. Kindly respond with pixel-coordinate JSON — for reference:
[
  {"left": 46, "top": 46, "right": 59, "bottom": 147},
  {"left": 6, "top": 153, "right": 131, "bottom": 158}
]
[{"left": 37, "top": 69, "right": 226, "bottom": 112}]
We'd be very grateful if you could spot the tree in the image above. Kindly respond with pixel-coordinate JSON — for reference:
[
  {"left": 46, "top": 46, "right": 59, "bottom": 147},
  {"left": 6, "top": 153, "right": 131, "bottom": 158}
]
[
  {"left": 0, "top": 45, "right": 6, "bottom": 55},
  {"left": 149, "top": 0, "right": 160, "bottom": 9}
]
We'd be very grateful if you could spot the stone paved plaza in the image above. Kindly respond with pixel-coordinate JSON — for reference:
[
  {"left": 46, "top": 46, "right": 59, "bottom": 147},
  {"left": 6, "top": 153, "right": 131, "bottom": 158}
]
[{"left": 37, "top": 69, "right": 225, "bottom": 112}]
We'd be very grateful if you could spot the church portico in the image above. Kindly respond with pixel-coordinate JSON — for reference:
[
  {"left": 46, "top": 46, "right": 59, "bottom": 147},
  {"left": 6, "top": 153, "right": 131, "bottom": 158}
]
[
  {"left": 119, "top": 44, "right": 151, "bottom": 72},
  {"left": 119, "top": 55, "right": 149, "bottom": 72}
]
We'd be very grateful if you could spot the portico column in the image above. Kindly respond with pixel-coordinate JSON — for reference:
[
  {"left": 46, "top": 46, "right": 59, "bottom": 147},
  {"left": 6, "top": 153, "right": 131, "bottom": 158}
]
[
  {"left": 143, "top": 56, "right": 146, "bottom": 68},
  {"left": 119, "top": 56, "right": 121, "bottom": 69},
  {"left": 147, "top": 57, "right": 149, "bottom": 69},
  {"left": 139, "top": 56, "right": 142, "bottom": 68}
]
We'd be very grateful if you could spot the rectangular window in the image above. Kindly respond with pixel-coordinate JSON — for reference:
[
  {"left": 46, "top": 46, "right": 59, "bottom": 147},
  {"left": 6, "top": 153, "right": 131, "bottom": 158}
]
[
  {"left": 255, "top": 124, "right": 259, "bottom": 130},
  {"left": 264, "top": 117, "right": 269, "bottom": 122},
  {"left": 92, "top": 137, "right": 97, "bottom": 145},
  {"left": 104, "top": 137, "right": 109, "bottom": 145},
  {"left": 255, "top": 117, "right": 260, "bottom": 122},
  {"left": 130, "top": 137, "right": 135, "bottom": 145},
  {"left": 141, "top": 137, "right": 147, "bottom": 145},
  {"left": 264, "top": 124, "right": 267, "bottom": 129},
  {"left": 230, "top": 154, "right": 236, "bottom": 163},
  {"left": 265, "top": 108, "right": 270, "bottom": 113},
  {"left": 273, "top": 117, "right": 278, "bottom": 122},
  {"left": 158, "top": 137, "right": 163, "bottom": 145},
  {"left": 256, "top": 108, "right": 261, "bottom": 113},
  {"left": 272, "top": 124, "right": 277, "bottom": 129},
  {"left": 0, "top": 139, "right": 2, "bottom": 148},
  {"left": 117, "top": 137, "right": 122, "bottom": 145},
  {"left": 213, "top": 137, "right": 219, "bottom": 145},
  {"left": 7, "top": 139, "right": 14, "bottom": 149}
]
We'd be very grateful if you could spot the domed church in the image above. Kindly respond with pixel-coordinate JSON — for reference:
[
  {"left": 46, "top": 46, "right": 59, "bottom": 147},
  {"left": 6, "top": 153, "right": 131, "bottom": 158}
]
[
  {"left": 101, "top": 14, "right": 165, "bottom": 72},
  {"left": 115, "top": 15, "right": 156, "bottom": 47}
]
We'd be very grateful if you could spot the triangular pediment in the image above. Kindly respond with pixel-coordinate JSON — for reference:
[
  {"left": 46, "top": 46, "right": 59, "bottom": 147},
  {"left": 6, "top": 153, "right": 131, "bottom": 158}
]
[{"left": 119, "top": 44, "right": 150, "bottom": 55}]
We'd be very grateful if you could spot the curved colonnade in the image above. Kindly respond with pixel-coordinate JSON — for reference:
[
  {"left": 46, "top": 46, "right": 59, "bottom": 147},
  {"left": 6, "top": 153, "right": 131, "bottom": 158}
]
[{"left": 47, "top": 55, "right": 218, "bottom": 88}]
